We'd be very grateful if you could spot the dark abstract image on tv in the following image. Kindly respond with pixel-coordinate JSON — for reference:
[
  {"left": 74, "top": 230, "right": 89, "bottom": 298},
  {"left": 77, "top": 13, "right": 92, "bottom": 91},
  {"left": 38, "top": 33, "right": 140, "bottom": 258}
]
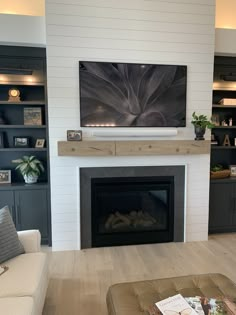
[{"left": 79, "top": 61, "right": 187, "bottom": 127}]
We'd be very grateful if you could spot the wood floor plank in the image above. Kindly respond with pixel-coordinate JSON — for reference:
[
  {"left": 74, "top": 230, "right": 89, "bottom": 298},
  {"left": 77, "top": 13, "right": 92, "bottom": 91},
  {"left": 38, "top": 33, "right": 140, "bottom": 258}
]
[{"left": 43, "top": 234, "right": 236, "bottom": 315}]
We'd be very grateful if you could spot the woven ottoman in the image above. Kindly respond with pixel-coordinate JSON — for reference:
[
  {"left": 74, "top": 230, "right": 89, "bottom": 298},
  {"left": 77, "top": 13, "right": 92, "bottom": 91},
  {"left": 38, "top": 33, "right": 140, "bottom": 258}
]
[{"left": 106, "top": 273, "right": 236, "bottom": 315}]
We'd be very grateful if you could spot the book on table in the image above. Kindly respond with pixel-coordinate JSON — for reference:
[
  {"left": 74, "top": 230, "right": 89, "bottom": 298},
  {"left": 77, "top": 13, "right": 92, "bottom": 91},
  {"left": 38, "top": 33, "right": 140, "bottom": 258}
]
[{"left": 148, "top": 294, "right": 236, "bottom": 315}]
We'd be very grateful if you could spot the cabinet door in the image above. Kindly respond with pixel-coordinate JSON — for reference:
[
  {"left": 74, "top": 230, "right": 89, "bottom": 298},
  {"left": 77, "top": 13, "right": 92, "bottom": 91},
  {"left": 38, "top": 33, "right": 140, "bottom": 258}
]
[
  {"left": 14, "top": 189, "right": 48, "bottom": 241},
  {"left": 0, "top": 190, "right": 15, "bottom": 221},
  {"left": 209, "top": 183, "right": 234, "bottom": 232}
]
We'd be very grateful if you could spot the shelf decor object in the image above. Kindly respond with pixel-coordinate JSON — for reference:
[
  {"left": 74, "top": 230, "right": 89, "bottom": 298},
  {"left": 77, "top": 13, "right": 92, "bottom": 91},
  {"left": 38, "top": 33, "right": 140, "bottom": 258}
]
[
  {"left": 8, "top": 88, "right": 21, "bottom": 102},
  {"left": 12, "top": 155, "right": 45, "bottom": 184},
  {"left": 0, "top": 170, "right": 11, "bottom": 184},
  {"left": 24, "top": 107, "right": 42, "bottom": 125},
  {"left": 191, "top": 112, "right": 214, "bottom": 140},
  {"left": 13, "top": 136, "right": 30, "bottom": 148},
  {"left": 219, "top": 98, "right": 236, "bottom": 106},
  {"left": 230, "top": 165, "right": 236, "bottom": 177}
]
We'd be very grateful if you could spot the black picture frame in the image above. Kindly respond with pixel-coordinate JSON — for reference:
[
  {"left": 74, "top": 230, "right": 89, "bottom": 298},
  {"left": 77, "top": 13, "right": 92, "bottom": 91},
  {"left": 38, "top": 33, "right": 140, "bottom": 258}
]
[
  {"left": 0, "top": 132, "right": 4, "bottom": 148},
  {"left": 13, "top": 136, "right": 30, "bottom": 148},
  {"left": 67, "top": 130, "right": 82, "bottom": 141}
]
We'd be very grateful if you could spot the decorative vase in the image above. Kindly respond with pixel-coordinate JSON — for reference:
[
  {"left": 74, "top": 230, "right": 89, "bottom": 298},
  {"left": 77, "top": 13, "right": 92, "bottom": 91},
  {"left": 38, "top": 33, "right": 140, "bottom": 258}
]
[
  {"left": 194, "top": 125, "right": 206, "bottom": 140},
  {"left": 23, "top": 174, "right": 38, "bottom": 184}
]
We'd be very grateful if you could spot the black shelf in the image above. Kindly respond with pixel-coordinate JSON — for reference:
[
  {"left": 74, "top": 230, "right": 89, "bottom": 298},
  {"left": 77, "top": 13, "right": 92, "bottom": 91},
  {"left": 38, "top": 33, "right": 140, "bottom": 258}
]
[
  {"left": 211, "top": 146, "right": 236, "bottom": 149},
  {"left": 0, "top": 148, "right": 47, "bottom": 152},
  {"left": 0, "top": 125, "right": 46, "bottom": 129},
  {"left": 211, "top": 177, "right": 236, "bottom": 183},
  {"left": 0, "top": 82, "right": 45, "bottom": 87},
  {"left": 212, "top": 104, "right": 236, "bottom": 108},
  {"left": 0, "top": 182, "right": 49, "bottom": 190},
  {"left": 0, "top": 101, "right": 45, "bottom": 105},
  {"left": 212, "top": 126, "right": 236, "bottom": 129}
]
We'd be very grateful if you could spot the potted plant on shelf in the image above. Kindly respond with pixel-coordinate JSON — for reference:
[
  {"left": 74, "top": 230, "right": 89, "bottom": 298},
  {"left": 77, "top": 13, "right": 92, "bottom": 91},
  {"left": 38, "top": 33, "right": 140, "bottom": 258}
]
[
  {"left": 12, "top": 155, "right": 44, "bottom": 184},
  {"left": 210, "top": 164, "right": 230, "bottom": 179},
  {"left": 191, "top": 112, "right": 215, "bottom": 140}
]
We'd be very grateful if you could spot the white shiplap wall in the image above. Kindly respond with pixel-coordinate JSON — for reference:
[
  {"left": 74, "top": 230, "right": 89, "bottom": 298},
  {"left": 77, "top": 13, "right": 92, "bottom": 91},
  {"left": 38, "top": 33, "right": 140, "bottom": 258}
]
[{"left": 45, "top": 0, "right": 215, "bottom": 250}]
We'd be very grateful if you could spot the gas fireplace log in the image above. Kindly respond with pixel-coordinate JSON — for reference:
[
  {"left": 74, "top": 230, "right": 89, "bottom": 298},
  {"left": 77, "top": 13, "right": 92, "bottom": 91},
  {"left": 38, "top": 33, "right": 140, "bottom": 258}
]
[
  {"left": 112, "top": 222, "right": 129, "bottom": 229},
  {"left": 143, "top": 212, "right": 157, "bottom": 224},
  {"left": 115, "top": 211, "right": 131, "bottom": 226},
  {"left": 105, "top": 214, "right": 116, "bottom": 230},
  {"left": 105, "top": 210, "right": 157, "bottom": 230}
]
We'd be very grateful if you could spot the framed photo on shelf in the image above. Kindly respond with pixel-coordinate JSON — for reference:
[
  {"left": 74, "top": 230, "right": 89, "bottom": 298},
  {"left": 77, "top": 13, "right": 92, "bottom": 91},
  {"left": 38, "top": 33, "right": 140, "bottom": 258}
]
[
  {"left": 13, "top": 136, "right": 30, "bottom": 148},
  {"left": 24, "top": 107, "right": 42, "bottom": 126},
  {"left": 67, "top": 130, "right": 82, "bottom": 141},
  {"left": 35, "top": 139, "right": 45, "bottom": 148},
  {"left": 0, "top": 170, "right": 11, "bottom": 184},
  {"left": 230, "top": 165, "right": 236, "bottom": 177},
  {"left": 211, "top": 113, "right": 220, "bottom": 126}
]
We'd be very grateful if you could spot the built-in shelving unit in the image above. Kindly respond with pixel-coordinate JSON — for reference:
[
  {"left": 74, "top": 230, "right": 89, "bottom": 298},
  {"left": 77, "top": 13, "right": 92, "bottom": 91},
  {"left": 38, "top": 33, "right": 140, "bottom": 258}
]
[
  {"left": 0, "top": 46, "right": 51, "bottom": 245},
  {"left": 209, "top": 56, "right": 236, "bottom": 234}
]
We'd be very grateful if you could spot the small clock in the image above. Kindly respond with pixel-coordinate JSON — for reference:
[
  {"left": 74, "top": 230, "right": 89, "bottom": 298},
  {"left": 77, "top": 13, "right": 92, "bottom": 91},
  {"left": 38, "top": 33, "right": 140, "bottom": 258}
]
[{"left": 8, "top": 88, "right": 21, "bottom": 102}]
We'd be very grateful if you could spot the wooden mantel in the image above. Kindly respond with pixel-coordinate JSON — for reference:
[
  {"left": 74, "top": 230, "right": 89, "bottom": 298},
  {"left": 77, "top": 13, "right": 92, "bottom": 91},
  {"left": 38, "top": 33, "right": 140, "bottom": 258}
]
[{"left": 58, "top": 140, "right": 211, "bottom": 156}]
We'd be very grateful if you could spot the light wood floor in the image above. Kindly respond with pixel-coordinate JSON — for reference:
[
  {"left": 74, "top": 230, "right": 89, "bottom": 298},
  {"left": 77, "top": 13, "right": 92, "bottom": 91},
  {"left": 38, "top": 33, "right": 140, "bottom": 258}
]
[{"left": 43, "top": 233, "right": 236, "bottom": 315}]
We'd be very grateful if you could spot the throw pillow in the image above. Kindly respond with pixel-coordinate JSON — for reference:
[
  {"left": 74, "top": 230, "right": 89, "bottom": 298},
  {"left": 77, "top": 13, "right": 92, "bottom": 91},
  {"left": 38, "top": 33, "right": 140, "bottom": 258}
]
[{"left": 0, "top": 206, "right": 25, "bottom": 264}]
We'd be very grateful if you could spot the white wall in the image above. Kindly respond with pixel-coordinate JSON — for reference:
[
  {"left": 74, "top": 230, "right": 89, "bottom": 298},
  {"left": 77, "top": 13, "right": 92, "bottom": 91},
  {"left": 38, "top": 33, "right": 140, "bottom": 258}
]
[
  {"left": 0, "top": 14, "right": 46, "bottom": 47},
  {"left": 45, "top": 0, "right": 216, "bottom": 250}
]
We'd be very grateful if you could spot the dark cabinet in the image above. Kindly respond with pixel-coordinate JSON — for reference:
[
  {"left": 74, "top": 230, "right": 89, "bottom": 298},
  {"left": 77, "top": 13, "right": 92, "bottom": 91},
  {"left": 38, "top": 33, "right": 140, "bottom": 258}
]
[
  {"left": 0, "top": 186, "right": 49, "bottom": 244},
  {"left": 0, "top": 191, "right": 14, "bottom": 219},
  {"left": 209, "top": 181, "right": 236, "bottom": 233}
]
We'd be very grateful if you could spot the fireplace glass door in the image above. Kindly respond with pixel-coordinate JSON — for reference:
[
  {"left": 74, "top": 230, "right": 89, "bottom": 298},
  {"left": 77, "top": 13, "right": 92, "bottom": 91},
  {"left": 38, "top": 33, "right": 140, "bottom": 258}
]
[{"left": 91, "top": 176, "right": 174, "bottom": 247}]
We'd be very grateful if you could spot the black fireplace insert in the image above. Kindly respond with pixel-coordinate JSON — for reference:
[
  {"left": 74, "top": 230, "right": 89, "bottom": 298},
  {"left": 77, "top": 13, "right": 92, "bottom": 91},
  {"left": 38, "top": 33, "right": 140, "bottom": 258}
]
[{"left": 91, "top": 176, "right": 174, "bottom": 247}]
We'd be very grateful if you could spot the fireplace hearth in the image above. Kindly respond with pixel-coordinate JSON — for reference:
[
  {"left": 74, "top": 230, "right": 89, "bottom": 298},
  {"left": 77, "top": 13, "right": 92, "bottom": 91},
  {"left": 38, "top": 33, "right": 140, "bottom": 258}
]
[{"left": 80, "top": 166, "right": 185, "bottom": 249}]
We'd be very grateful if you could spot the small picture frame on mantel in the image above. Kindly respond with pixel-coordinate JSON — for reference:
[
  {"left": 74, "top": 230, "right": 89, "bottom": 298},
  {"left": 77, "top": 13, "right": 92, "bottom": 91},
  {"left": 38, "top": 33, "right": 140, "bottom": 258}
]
[{"left": 67, "top": 130, "right": 82, "bottom": 141}]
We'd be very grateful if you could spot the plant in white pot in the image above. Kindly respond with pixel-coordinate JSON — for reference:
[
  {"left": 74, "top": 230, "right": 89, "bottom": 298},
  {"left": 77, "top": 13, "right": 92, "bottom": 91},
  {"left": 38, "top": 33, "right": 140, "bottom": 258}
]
[{"left": 12, "top": 155, "right": 44, "bottom": 184}]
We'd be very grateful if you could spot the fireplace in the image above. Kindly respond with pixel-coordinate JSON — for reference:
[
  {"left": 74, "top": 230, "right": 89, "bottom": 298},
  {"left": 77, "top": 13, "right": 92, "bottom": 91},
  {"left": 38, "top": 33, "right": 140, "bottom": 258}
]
[
  {"left": 80, "top": 166, "right": 185, "bottom": 249},
  {"left": 91, "top": 176, "right": 174, "bottom": 247}
]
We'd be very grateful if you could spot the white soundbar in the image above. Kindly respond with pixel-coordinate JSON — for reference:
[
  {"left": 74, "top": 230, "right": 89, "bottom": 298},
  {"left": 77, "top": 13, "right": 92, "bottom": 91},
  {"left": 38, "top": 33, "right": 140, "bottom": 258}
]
[{"left": 92, "top": 129, "right": 178, "bottom": 137}]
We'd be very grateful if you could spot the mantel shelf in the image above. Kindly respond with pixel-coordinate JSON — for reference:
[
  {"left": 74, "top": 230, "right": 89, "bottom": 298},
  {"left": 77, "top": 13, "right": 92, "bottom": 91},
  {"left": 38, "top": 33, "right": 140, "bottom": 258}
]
[{"left": 57, "top": 140, "right": 211, "bottom": 157}]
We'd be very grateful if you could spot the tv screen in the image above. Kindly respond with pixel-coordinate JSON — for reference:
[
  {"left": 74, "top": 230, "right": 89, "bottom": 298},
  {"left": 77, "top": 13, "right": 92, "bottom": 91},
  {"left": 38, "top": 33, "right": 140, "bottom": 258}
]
[{"left": 79, "top": 61, "right": 187, "bottom": 127}]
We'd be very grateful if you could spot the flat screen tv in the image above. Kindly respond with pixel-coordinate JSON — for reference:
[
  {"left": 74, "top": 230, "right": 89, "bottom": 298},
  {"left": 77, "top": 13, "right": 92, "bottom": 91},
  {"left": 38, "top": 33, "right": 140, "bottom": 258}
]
[{"left": 79, "top": 61, "right": 187, "bottom": 127}]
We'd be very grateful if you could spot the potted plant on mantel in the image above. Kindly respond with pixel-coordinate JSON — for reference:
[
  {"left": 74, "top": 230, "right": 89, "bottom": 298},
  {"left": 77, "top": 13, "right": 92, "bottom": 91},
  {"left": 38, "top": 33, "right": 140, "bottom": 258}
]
[
  {"left": 191, "top": 112, "right": 214, "bottom": 140},
  {"left": 12, "top": 155, "right": 44, "bottom": 184}
]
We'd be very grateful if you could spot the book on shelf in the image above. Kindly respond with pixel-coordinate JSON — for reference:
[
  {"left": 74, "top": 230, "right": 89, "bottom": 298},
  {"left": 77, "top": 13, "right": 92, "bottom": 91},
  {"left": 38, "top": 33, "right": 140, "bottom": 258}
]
[
  {"left": 219, "top": 98, "right": 236, "bottom": 106},
  {"left": 149, "top": 294, "right": 236, "bottom": 315}
]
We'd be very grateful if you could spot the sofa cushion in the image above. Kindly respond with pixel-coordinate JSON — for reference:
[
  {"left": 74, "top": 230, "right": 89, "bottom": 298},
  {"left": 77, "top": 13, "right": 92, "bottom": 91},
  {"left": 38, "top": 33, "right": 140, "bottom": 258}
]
[
  {"left": 0, "top": 252, "right": 48, "bottom": 299},
  {"left": 0, "top": 297, "right": 34, "bottom": 315},
  {"left": 0, "top": 206, "right": 24, "bottom": 264}
]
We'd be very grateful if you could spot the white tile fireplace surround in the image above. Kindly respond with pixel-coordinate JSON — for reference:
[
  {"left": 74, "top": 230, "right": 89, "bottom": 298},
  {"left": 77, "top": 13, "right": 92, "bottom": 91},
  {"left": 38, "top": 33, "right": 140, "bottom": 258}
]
[{"left": 50, "top": 153, "right": 210, "bottom": 251}]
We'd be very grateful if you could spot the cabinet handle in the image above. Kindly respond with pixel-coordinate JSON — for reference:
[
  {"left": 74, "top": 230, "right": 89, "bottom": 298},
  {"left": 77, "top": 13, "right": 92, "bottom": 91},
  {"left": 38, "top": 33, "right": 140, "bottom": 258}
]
[{"left": 16, "top": 205, "right": 21, "bottom": 226}]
